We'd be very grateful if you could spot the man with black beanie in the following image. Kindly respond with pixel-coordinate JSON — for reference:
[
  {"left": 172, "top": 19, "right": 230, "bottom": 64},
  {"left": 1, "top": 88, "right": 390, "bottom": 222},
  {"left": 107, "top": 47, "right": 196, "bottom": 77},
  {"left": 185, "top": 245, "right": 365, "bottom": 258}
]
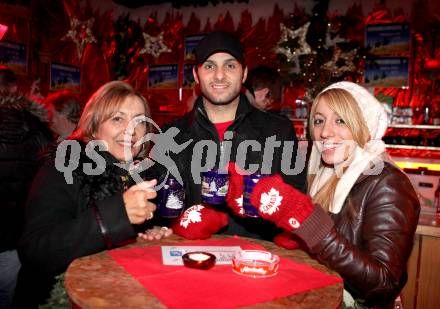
[{"left": 160, "top": 32, "right": 306, "bottom": 241}]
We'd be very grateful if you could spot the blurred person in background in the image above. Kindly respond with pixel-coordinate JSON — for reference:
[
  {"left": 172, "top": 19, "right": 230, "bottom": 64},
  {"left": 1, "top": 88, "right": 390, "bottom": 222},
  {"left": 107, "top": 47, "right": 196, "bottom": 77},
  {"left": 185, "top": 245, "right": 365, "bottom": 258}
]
[
  {"left": 244, "top": 65, "right": 283, "bottom": 112},
  {"left": 0, "top": 65, "right": 52, "bottom": 309},
  {"left": 44, "top": 89, "right": 82, "bottom": 141}
]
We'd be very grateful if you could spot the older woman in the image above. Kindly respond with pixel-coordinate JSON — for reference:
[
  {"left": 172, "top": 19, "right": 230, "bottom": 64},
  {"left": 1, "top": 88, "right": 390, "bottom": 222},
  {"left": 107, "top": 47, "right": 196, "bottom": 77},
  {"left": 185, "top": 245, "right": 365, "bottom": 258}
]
[
  {"left": 14, "top": 81, "right": 170, "bottom": 308},
  {"left": 227, "top": 81, "right": 420, "bottom": 308}
]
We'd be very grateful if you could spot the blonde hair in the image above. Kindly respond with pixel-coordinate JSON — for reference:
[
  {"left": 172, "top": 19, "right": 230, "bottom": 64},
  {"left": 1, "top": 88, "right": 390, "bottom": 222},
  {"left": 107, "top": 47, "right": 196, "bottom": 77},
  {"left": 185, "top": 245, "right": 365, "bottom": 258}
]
[
  {"left": 70, "top": 81, "right": 152, "bottom": 157},
  {"left": 307, "top": 88, "right": 370, "bottom": 211}
]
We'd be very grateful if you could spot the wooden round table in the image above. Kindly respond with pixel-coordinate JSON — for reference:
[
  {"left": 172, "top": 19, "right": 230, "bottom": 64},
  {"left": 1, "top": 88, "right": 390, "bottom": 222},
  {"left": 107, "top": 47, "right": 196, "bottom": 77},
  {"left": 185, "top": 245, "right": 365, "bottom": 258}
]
[{"left": 65, "top": 235, "right": 342, "bottom": 308}]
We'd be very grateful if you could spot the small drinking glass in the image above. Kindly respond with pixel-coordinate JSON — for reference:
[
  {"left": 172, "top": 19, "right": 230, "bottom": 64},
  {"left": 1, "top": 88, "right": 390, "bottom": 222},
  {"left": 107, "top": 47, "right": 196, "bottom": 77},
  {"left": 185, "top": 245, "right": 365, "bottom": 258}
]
[
  {"left": 242, "top": 174, "right": 265, "bottom": 217},
  {"left": 157, "top": 178, "right": 185, "bottom": 218},
  {"left": 201, "top": 169, "right": 229, "bottom": 205}
]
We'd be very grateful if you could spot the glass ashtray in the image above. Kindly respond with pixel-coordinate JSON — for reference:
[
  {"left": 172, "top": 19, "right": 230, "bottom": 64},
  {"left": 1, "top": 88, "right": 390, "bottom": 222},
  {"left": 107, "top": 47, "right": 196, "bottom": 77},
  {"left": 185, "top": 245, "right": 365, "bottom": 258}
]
[{"left": 232, "top": 250, "right": 280, "bottom": 278}]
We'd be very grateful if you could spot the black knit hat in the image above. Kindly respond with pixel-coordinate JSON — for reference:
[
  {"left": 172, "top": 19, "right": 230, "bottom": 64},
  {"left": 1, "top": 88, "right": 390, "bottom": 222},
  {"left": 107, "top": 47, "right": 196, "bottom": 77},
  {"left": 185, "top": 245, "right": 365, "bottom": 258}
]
[{"left": 195, "top": 31, "right": 244, "bottom": 65}]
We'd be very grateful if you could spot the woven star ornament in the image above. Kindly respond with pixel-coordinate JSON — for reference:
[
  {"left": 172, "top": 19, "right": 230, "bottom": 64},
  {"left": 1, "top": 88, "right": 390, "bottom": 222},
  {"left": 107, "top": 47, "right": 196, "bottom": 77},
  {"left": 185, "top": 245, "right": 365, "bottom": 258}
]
[
  {"left": 62, "top": 17, "right": 97, "bottom": 59},
  {"left": 275, "top": 22, "right": 315, "bottom": 61},
  {"left": 140, "top": 32, "right": 171, "bottom": 58},
  {"left": 322, "top": 48, "right": 357, "bottom": 77},
  {"left": 325, "top": 30, "right": 345, "bottom": 48}
]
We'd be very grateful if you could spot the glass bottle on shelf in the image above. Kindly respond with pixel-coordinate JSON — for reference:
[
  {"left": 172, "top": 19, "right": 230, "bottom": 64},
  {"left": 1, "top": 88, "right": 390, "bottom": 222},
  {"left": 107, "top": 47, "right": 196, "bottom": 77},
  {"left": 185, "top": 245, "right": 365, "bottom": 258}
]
[
  {"left": 432, "top": 99, "right": 440, "bottom": 126},
  {"left": 413, "top": 106, "right": 423, "bottom": 125},
  {"left": 423, "top": 103, "right": 431, "bottom": 125},
  {"left": 295, "top": 98, "right": 308, "bottom": 119},
  {"left": 435, "top": 181, "right": 440, "bottom": 214}
]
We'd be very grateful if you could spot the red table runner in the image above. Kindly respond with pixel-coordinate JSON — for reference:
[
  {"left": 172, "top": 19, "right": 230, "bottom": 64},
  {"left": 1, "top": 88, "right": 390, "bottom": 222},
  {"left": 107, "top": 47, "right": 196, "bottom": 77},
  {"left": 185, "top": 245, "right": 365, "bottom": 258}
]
[{"left": 108, "top": 237, "right": 341, "bottom": 309}]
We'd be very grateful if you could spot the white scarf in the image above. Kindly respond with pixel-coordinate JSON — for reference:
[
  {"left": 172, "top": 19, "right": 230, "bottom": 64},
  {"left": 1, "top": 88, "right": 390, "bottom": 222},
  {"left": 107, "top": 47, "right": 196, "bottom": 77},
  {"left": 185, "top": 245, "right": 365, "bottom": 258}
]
[
  {"left": 308, "top": 142, "right": 390, "bottom": 214},
  {"left": 307, "top": 82, "right": 389, "bottom": 214}
]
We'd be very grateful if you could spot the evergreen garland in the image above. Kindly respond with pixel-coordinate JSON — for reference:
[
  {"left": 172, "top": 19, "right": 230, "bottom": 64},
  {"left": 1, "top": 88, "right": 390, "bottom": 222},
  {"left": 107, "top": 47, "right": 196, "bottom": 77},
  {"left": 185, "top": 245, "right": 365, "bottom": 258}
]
[{"left": 38, "top": 273, "right": 71, "bottom": 309}]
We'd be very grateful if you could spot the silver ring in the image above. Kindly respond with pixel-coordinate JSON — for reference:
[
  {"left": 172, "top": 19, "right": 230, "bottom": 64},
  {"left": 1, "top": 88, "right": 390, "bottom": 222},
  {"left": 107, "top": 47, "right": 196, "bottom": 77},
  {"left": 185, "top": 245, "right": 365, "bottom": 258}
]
[{"left": 160, "top": 226, "right": 168, "bottom": 231}]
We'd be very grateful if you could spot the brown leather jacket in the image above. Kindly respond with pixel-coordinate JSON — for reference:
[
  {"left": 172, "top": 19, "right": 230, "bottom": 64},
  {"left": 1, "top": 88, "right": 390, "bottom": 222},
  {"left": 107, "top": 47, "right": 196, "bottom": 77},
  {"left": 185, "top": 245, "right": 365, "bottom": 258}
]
[{"left": 296, "top": 162, "right": 420, "bottom": 308}]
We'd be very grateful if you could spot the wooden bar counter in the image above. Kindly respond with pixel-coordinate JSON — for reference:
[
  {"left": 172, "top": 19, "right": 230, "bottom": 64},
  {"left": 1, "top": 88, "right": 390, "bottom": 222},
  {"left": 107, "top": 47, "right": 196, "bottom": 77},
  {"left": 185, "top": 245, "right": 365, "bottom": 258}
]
[
  {"left": 65, "top": 235, "right": 342, "bottom": 309},
  {"left": 402, "top": 213, "right": 440, "bottom": 309}
]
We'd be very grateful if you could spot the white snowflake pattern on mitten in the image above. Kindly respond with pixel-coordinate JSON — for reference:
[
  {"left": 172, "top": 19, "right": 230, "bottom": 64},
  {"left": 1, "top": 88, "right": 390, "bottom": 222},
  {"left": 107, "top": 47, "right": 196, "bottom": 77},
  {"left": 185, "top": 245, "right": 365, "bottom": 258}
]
[{"left": 179, "top": 205, "right": 204, "bottom": 228}]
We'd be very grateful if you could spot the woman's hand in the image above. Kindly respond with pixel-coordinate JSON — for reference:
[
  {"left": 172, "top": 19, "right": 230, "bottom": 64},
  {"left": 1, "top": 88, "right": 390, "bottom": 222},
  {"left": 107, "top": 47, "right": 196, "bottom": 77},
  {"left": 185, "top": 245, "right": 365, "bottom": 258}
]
[
  {"left": 138, "top": 226, "right": 173, "bottom": 241},
  {"left": 123, "top": 179, "right": 157, "bottom": 224}
]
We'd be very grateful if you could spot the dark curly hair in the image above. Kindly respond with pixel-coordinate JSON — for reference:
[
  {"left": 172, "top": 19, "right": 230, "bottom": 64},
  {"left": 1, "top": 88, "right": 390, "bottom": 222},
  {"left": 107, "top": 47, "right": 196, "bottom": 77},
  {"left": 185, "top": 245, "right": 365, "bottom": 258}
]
[{"left": 44, "top": 90, "right": 82, "bottom": 124}]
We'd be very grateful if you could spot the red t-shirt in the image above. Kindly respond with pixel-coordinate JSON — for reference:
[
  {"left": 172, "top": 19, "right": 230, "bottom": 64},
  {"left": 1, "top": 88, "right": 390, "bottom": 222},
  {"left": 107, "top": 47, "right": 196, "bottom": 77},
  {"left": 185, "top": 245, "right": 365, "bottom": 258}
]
[{"left": 214, "top": 120, "right": 233, "bottom": 141}]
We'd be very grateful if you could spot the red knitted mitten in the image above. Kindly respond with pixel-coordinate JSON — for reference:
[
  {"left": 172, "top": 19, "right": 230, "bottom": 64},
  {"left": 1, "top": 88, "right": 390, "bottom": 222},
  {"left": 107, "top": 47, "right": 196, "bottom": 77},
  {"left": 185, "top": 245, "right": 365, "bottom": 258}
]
[
  {"left": 172, "top": 204, "right": 228, "bottom": 240},
  {"left": 274, "top": 231, "right": 300, "bottom": 250},
  {"left": 250, "top": 175, "right": 314, "bottom": 231},
  {"left": 225, "top": 162, "right": 247, "bottom": 217}
]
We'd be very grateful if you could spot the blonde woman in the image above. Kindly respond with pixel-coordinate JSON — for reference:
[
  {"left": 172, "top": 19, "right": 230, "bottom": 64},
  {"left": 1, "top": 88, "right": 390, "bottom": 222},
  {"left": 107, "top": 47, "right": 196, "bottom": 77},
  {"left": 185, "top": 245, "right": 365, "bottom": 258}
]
[
  {"left": 227, "top": 81, "right": 420, "bottom": 308},
  {"left": 15, "top": 81, "right": 170, "bottom": 307}
]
